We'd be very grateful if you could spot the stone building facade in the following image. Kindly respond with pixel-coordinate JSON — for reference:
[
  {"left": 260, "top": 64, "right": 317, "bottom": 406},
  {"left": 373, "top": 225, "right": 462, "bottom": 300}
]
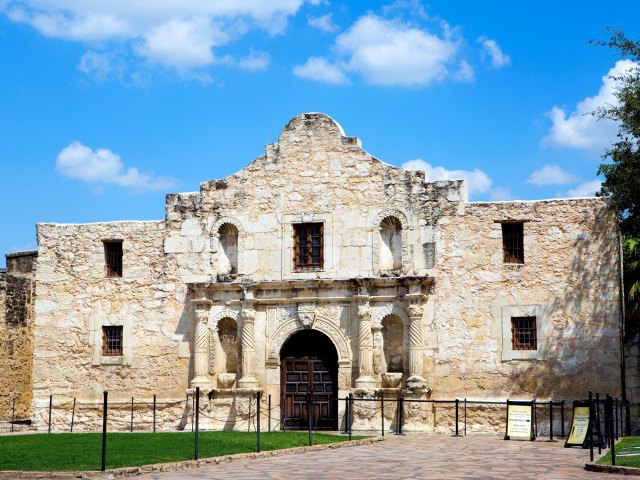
[{"left": 0, "top": 113, "right": 625, "bottom": 433}]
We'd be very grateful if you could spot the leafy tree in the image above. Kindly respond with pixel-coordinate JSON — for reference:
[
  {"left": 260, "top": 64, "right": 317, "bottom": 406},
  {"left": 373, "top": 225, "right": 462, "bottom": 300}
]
[
  {"left": 591, "top": 29, "right": 640, "bottom": 336},
  {"left": 592, "top": 29, "right": 640, "bottom": 237}
]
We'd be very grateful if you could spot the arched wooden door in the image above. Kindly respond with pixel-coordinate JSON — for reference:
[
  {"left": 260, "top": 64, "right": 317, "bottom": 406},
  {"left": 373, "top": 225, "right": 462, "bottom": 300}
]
[{"left": 280, "top": 330, "right": 338, "bottom": 430}]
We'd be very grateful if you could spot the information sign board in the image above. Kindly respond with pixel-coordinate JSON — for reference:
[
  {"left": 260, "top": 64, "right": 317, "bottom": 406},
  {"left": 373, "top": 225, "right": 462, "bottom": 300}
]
[
  {"left": 504, "top": 400, "right": 535, "bottom": 441},
  {"left": 565, "top": 401, "right": 591, "bottom": 448}
]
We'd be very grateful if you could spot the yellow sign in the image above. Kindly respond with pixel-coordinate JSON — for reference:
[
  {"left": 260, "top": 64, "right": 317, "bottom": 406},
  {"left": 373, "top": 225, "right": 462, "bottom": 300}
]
[
  {"left": 506, "top": 404, "right": 533, "bottom": 439},
  {"left": 567, "top": 406, "right": 590, "bottom": 446}
]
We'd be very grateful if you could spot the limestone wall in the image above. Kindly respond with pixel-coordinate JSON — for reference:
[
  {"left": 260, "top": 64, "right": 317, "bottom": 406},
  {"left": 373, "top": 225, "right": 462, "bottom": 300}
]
[
  {"left": 31, "top": 221, "right": 191, "bottom": 429},
  {"left": 0, "top": 251, "right": 36, "bottom": 421},
  {"left": 163, "top": 113, "right": 465, "bottom": 284},
  {"left": 430, "top": 199, "right": 622, "bottom": 402}
]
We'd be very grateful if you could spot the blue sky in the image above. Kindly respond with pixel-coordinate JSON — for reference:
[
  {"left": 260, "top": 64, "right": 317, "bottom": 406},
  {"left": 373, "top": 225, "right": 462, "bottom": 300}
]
[{"left": 1, "top": 1, "right": 639, "bottom": 267}]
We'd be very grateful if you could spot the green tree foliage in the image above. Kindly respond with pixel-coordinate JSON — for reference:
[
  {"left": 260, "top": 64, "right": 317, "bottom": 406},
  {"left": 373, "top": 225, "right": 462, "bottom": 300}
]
[
  {"left": 592, "top": 29, "right": 640, "bottom": 237},
  {"left": 591, "top": 29, "right": 640, "bottom": 336}
]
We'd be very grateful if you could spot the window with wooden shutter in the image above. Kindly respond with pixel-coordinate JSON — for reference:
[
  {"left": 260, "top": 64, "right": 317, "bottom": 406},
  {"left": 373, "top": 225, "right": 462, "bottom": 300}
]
[{"left": 293, "top": 223, "right": 323, "bottom": 270}]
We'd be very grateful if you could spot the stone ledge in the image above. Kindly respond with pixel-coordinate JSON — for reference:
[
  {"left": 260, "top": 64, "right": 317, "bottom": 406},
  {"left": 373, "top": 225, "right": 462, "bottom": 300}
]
[
  {"left": 0, "top": 436, "right": 382, "bottom": 479},
  {"left": 585, "top": 461, "right": 640, "bottom": 476}
]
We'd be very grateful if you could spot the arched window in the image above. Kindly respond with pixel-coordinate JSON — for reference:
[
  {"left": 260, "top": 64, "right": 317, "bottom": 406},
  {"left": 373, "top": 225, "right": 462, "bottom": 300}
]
[
  {"left": 382, "top": 315, "right": 404, "bottom": 373},
  {"left": 217, "top": 318, "right": 238, "bottom": 374},
  {"left": 218, "top": 223, "right": 239, "bottom": 275},
  {"left": 379, "top": 216, "right": 402, "bottom": 272}
]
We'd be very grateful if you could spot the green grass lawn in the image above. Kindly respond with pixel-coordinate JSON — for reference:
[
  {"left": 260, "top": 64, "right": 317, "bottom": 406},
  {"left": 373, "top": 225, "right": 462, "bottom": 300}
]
[
  {"left": 0, "top": 431, "right": 364, "bottom": 471},
  {"left": 597, "top": 436, "right": 640, "bottom": 468}
]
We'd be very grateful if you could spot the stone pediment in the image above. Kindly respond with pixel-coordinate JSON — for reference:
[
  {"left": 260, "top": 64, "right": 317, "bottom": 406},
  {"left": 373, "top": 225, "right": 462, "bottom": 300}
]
[{"left": 197, "top": 113, "right": 429, "bottom": 211}]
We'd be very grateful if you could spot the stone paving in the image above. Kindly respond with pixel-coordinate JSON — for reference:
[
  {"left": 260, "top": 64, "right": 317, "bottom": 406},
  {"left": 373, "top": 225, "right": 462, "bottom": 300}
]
[{"left": 137, "top": 434, "right": 612, "bottom": 480}]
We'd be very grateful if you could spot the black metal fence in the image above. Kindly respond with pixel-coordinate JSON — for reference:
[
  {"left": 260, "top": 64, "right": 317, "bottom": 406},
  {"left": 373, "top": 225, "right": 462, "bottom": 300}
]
[{"left": 1, "top": 389, "right": 637, "bottom": 470}]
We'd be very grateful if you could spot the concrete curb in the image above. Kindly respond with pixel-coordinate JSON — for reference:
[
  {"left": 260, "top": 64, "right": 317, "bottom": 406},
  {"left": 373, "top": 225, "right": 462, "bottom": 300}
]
[
  {"left": 0, "top": 436, "right": 382, "bottom": 479},
  {"left": 585, "top": 462, "right": 640, "bottom": 476}
]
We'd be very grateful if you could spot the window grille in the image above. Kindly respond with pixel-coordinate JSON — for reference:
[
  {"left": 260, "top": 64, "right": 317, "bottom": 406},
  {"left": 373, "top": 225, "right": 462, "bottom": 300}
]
[
  {"left": 511, "top": 317, "right": 537, "bottom": 350},
  {"left": 102, "top": 326, "right": 123, "bottom": 356},
  {"left": 294, "top": 223, "right": 323, "bottom": 270},
  {"left": 104, "top": 241, "right": 123, "bottom": 277},
  {"left": 502, "top": 223, "right": 524, "bottom": 264}
]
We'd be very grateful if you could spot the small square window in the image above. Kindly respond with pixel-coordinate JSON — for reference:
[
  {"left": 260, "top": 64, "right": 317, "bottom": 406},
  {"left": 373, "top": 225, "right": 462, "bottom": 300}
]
[
  {"left": 104, "top": 241, "right": 123, "bottom": 277},
  {"left": 511, "top": 317, "right": 536, "bottom": 350},
  {"left": 102, "top": 326, "right": 123, "bottom": 356},
  {"left": 293, "top": 223, "right": 323, "bottom": 270},
  {"left": 502, "top": 223, "right": 524, "bottom": 264}
]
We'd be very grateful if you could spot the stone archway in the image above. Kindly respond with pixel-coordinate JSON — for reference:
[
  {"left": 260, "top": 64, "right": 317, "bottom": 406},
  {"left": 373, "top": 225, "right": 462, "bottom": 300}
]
[{"left": 280, "top": 330, "right": 338, "bottom": 430}]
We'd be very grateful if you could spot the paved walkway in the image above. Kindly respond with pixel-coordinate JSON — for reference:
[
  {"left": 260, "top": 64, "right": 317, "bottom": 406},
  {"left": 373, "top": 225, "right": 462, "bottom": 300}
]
[{"left": 138, "top": 434, "right": 612, "bottom": 480}]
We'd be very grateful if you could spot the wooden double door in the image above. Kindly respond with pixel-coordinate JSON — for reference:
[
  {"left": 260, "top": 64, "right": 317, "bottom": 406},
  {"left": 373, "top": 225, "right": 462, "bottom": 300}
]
[{"left": 281, "top": 356, "right": 337, "bottom": 430}]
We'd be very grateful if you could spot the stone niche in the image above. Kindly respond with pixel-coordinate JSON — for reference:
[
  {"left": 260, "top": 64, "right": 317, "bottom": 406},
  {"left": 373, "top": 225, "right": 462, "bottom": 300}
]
[{"left": 379, "top": 216, "right": 402, "bottom": 272}]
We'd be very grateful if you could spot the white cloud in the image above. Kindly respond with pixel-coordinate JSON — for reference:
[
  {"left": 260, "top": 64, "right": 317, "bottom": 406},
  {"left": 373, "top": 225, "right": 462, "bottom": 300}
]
[
  {"left": 293, "top": 57, "right": 349, "bottom": 84},
  {"left": 454, "top": 60, "right": 474, "bottom": 82},
  {"left": 220, "top": 51, "right": 270, "bottom": 71},
  {"left": 308, "top": 13, "right": 337, "bottom": 32},
  {"left": 527, "top": 164, "right": 579, "bottom": 187},
  {"left": 543, "top": 60, "right": 637, "bottom": 152},
  {"left": 488, "top": 186, "right": 513, "bottom": 201},
  {"left": 402, "top": 159, "right": 492, "bottom": 195},
  {"left": 294, "top": 13, "right": 465, "bottom": 87},
  {"left": 3, "top": 1, "right": 306, "bottom": 73},
  {"left": 566, "top": 180, "right": 602, "bottom": 198},
  {"left": 477, "top": 36, "right": 510, "bottom": 67},
  {"left": 56, "top": 141, "right": 179, "bottom": 192},
  {"left": 78, "top": 51, "right": 126, "bottom": 82}
]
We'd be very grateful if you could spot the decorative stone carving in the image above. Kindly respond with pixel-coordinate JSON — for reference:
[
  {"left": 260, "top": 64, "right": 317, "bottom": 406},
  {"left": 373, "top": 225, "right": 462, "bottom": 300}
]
[
  {"left": 266, "top": 306, "right": 296, "bottom": 336},
  {"left": 191, "top": 296, "right": 212, "bottom": 388},
  {"left": 355, "top": 291, "right": 375, "bottom": 389},
  {"left": 217, "top": 373, "right": 236, "bottom": 389},
  {"left": 238, "top": 295, "right": 258, "bottom": 388},
  {"left": 297, "top": 302, "right": 316, "bottom": 328},
  {"left": 406, "top": 296, "right": 426, "bottom": 390},
  {"left": 266, "top": 317, "right": 352, "bottom": 365}
]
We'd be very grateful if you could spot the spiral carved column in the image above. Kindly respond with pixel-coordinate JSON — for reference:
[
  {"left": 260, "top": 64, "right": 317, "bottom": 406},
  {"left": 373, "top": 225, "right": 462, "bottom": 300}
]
[
  {"left": 191, "top": 296, "right": 212, "bottom": 388},
  {"left": 355, "top": 289, "right": 375, "bottom": 389},
  {"left": 406, "top": 300, "right": 426, "bottom": 389},
  {"left": 238, "top": 303, "right": 258, "bottom": 388}
]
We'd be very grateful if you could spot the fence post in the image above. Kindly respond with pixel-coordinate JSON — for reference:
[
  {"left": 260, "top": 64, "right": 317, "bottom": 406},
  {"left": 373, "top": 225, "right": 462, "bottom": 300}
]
[
  {"left": 348, "top": 393, "right": 353, "bottom": 441},
  {"left": 625, "top": 400, "right": 631, "bottom": 436},
  {"left": 610, "top": 397, "right": 616, "bottom": 466},
  {"left": 101, "top": 390, "right": 108, "bottom": 472},
  {"left": 343, "top": 396, "right": 349, "bottom": 434},
  {"left": 381, "top": 393, "right": 385, "bottom": 437},
  {"left": 153, "top": 394, "right": 156, "bottom": 433},
  {"left": 454, "top": 399, "right": 462, "bottom": 437},
  {"left": 11, "top": 398, "right": 15, "bottom": 433},
  {"left": 268, "top": 394, "right": 271, "bottom": 433},
  {"left": 70, "top": 398, "right": 76, "bottom": 432},
  {"left": 307, "top": 392, "right": 313, "bottom": 447},
  {"left": 191, "top": 394, "right": 194, "bottom": 433},
  {"left": 399, "top": 397, "right": 404, "bottom": 435},
  {"left": 48, "top": 394, "right": 52, "bottom": 434},
  {"left": 614, "top": 398, "right": 619, "bottom": 440},
  {"left": 194, "top": 387, "right": 200, "bottom": 460},
  {"left": 130, "top": 397, "right": 134, "bottom": 432},
  {"left": 464, "top": 398, "right": 467, "bottom": 436},
  {"left": 546, "top": 400, "right": 557, "bottom": 442},
  {"left": 560, "top": 401, "right": 565, "bottom": 438},
  {"left": 589, "top": 391, "right": 594, "bottom": 463},
  {"left": 257, "top": 391, "right": 261, "bottom": 453},
  {"left": 596, "top": 392, "right": 602, "bottom": 454}
]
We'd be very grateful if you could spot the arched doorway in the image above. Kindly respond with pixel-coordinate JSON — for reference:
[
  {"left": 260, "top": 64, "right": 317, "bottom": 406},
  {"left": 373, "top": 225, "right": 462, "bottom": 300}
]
[{"left": 280, "top": 329, "right": 338, "bottom": 430}]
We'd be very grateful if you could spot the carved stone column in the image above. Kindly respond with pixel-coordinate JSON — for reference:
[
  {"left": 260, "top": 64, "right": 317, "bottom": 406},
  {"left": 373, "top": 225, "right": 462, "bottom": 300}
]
[
  {"left": 372, "top": 324, "right": 385, "bottom": 376},
  {"left": 354, "top": 286, "right": 375, "bottom": 389},
  {"left": 406, "top": 297, "right": 426, "bottom": 389},
  {"left": 191, "top": 295, "right": 212, "bottom": 388},
  {"left": 238, "top": 290, "right": 258, "bottom": 388}
]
